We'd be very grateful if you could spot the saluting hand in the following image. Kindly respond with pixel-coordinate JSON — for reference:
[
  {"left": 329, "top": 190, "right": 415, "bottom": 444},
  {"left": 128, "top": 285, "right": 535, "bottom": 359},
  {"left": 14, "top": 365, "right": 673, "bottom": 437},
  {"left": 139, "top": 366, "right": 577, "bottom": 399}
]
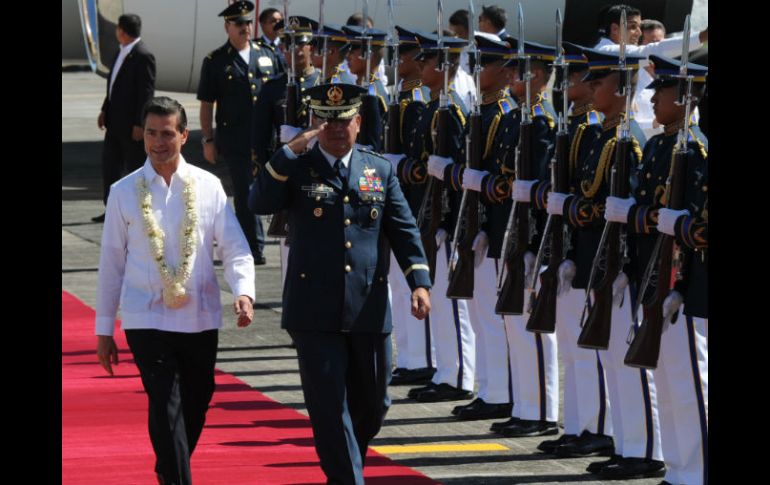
[
  {"left": 235, "top": 295, "right": 254, "bottom": 327},
  {"left": 411, "top": 287, "right": 431, "bottom": 320},
  {"left": 96, "top": 335, "right": 119, "bottom": 376},
  {"left": 286, "top": 123, "right": 326, "bottom": 155}
]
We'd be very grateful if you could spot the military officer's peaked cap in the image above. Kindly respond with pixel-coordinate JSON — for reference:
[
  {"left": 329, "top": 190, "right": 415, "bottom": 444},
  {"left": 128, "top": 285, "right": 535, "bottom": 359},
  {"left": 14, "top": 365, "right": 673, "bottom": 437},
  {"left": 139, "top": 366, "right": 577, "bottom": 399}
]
[
  {"left": 560, "top": 41, "right": 590, "bottom": 72},
  {"left": 413, "top": 32, "right": 467, "bottom": 61},
  {"left": 342, "top": 25, "right": 388, "bottom": 47},
  {"left": 502, "top": 37, "right": 556, "bottom": 67},
  {"left": 306, "top": 83, "right": 368, "bottom": 120},
  {"left": 645, "top": 54, "right": 708, "bottom": 89},
  {"left": 579, "top": 47, "right": 643, "bottom": 82},
  {"left": 474, "top": 32, "right": 513, "bottom": 65},
  {"left": 219, "top": 0, "right": 254, "bottom": 22},
  {"left": 312, "top": 23, "right": 352, "bottom": 51},
  {"left": 276, "top": 16, "right": 317, "bottom": 44}
]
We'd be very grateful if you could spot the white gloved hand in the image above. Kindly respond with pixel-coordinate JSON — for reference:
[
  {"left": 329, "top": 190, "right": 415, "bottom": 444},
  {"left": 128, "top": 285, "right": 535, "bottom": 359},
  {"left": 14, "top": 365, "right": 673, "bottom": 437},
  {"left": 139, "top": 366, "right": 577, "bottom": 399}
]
[
  {"left": 605, "top": 196, "right": 636, "bottom": 223},
  {"left": 612, "top": 272, "right": 629, "bottom": 307},
  {"left": 657, "top": 208, "right": 690, "bottom": 236},
  {"left": 547, "top": 192, "right": 571, "bottom": 216},
  {"left": 435, "top": 228, "right": 448, "bottom": 247},
  {"left": 427, "top": 154, "right": 453, "bottom": 180},
  {"left": 524, "top": 251, "right": 536, "bottom": 285},
  {"left": 662, "top": 290, "right": 684, "bottom": 332},
  {"left": 279, "top": 124, "right": 303, "bottom": 143},
  {"left": 462, "top": 168, "right": 489, "bottom": 192},
  {"left": 512, "top": 179, "right": 538, "bottom": 202},
  {"left": 557, "top": 259, "right": 576, "bottom": 296},
  {"left": 382, "top": 153, "right": 405, "bottom": 170},
  {"left": 472, "top": 231, "right": 489, "bottom": 268}
]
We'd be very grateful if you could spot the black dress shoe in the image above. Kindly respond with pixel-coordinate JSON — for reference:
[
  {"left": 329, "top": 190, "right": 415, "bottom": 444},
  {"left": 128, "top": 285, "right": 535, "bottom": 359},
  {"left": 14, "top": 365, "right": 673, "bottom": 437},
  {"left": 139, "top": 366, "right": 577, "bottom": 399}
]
[
  {"left": 599, "top": 457, "right": 665, "bottom": 479},
  {"left": 658, "top": 481, "right": 674, "bottom": 485},
  {"left": 392, "top": 367, "right": 408, "bottom": 377},
  {"left": 91, "top": 213, "right": 105, "bottom": 223},
  {"left": 586, "top": 454, "right": 621, "bottom": 474},
  {"left": 490, "top": 417, "right": 519, "bottom": 433},
  {"left": 414, "top": 383, "right": 473, "bottom": 402},
  {"left": 456, "top": 402, "right": 512, "bottom": 421},
  {"left": 390, "top": 367, "right": 436, "bottom": 385},
  {"left": 500, "top": 419, "right": 558, "bottom": 437},
  {"left": 452, "top": 397, "right": 484, "bottom": 415},
  {"left": 554, "top": 430, "right": 614, "bottom": 458},
  {"left": 408, "top": 382, "right": 436, "bottom": 399},
  {"left": 253, "top": 254, "right": 267, "bottom": 265},
  {"left": 537, "top": 433, "right": 578, "bottom": 454}
]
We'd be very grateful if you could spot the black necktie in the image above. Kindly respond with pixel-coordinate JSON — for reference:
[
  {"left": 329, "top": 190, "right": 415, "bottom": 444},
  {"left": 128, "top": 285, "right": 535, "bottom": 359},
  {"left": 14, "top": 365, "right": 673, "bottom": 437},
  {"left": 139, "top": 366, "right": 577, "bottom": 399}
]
[{"left": 334, "top": 159, "right": 348, "bottom": 185}]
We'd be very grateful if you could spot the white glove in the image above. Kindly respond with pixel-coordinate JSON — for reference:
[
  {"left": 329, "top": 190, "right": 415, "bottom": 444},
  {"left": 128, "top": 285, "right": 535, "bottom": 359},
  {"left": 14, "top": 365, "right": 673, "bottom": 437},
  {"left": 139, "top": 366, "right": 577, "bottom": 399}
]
[
  {"left": 382, "top": 153, "right": 405, "bottom": 171},
  {"left": 612, "top": 272, "right": 629, "bottom": 307},
  {"left": 435, "top": 228, "right": 448, "bottom": 247},
  {"left": 557, "top": 259, "right": 576, "bottom": 296},
  {"left": 547, "top": 192, "right": 571, "bottom": 216},
  {"left": 279, "top": 124, "right": 302, "bottom": 143},
  {"left": 427, "top": 154, "right": 453, "bottom": 180},
  {"left": 657, "top": 208, "right": 690, "bottom": 236},
  {"left": 605, "top": 196, "right": 635, "bottom": 223},
  {"left": 472, "top": 231, "right": 489, "bottom": 268},
  {"left": 512, "top": 179, "right": 538, "bottom": 202},
  {"left": 662, "top": 290, "right": 684, "bottom": 332},
  {"left": 462, "top": 168, "right": 489, "bottom": 192},
  {"left": 524, "top": 251, "right": 536, "bottom": 286}
]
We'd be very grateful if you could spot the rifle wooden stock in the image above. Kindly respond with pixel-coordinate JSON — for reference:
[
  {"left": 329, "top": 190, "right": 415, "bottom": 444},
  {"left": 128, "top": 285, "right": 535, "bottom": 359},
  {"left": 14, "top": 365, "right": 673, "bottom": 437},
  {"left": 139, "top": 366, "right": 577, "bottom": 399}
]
[
  {"left": 267, "top": 82, "right": 300, "bottom": 238},
  {"left": 495, "top": 121, "right": 533, "bottom": 315},
  {"left": 386, "top": 100, "right": 401, "bottom": 154},
  {"left": 527, "top": 131, "right": 570, "bottom": 333},
  {"left": 578, "top": 138, "right": 631, "bottom": 349},
  {"left": 447, "top": 111, "right": 482, "bottom": 299},
  {"left": 624, "top": 148, "right": 688, "bottom": 368}
]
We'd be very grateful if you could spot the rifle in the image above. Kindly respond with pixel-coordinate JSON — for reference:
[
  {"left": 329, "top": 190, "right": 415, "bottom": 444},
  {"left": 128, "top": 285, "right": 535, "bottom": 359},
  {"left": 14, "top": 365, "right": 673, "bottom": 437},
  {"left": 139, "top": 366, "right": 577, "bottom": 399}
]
[
  {"left": 447, "top": 0, "right": 482, "bottom": 299},
  {"left": 318, "top": 0, "right": 329, "bottom": 80},
  {"left": 355, "top": 0, "right": 381, "bottom": 150},
  {"left": 266, "top": 1, "right": 297, "bottom": 238},
  {"left": 384, "top": 0, "right": 401, "bottom": 154},
  {"left": 495, "top": 3, "right": 533, "bottom": 315},
  {"left": 624, "top": 15, "right": 695, "bottom": 369},
  {"left": 577, "top": 9, "right": 633, "bottom": 349},
  {"left": 526, "top": 10, "right": 568, "bottom": 333}
]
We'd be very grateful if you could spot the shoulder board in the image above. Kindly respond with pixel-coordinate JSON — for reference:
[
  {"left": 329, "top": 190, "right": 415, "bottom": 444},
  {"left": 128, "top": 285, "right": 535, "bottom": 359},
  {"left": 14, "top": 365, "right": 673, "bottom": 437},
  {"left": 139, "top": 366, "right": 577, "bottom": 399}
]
[
  {"left": 498, "top": 98, "right": 514, "bottom": 115},
  {"left": 412, "top": 87, "right": 424, "bottom": 102},
  {"left": 359, "top": 148, "right": 387, "bottom": 160},
  {"left": 532, "top": 103, "right": 555, "bottom": 130},
  {"left": 587, "top": 110, "right": 601, "bottom": 125},
  {"left": 368, "top": 83, "right": 376, "bottom": 96}
]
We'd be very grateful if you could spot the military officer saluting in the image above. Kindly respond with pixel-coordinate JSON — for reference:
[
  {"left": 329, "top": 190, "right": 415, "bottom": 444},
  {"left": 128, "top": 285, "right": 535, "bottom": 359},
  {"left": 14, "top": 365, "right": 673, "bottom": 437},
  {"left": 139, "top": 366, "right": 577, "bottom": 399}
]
[
  {"left": 197, "top": 0, "right": 280, "bottom": 265},
  {"left": 248, "top": 83, "right": 432, "bottom": 485}
]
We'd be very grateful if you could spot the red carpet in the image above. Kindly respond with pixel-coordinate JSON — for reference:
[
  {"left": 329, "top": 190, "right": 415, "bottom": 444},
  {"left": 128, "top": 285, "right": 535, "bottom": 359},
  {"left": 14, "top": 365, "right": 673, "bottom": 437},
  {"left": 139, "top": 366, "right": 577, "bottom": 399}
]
[{"left": 62, "top": 291, "right": 439, "bottom": 485}]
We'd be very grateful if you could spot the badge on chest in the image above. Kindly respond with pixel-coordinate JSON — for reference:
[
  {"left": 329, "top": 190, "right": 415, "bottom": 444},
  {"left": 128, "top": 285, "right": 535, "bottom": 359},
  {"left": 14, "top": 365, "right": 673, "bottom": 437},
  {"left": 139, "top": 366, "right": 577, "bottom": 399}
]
[{"left": 302, "top": 183, "right": 335, "bottom": 200}]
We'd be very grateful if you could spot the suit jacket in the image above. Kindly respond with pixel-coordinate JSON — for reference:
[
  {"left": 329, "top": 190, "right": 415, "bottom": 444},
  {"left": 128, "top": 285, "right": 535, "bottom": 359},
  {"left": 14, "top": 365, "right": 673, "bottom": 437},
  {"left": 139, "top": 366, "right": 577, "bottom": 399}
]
[
  {"left": 249, "top": 145, "right": 431, "bottom": 333},
  {"left": 101, "top": 40, "right": 156, "bottom": 136}
]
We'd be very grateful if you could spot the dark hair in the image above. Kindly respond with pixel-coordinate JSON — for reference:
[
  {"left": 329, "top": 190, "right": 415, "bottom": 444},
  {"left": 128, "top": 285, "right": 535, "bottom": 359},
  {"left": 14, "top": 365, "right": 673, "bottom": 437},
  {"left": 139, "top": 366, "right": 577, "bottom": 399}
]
[
  {"left": 481, "top": 5, "right": 507, "bottom": 31},
  {"left": 346, "top": 13, "right": 374, "bottom": 27},
  {"left": 449, "top": 9, "right": 469, "bottom": 28},
  {"left": 142, "top": 97, "right": 188, "bottom": 132},
  {"left": 641, "top": 19, "right": 665, "bottom": 33},
  {"left": 259, "top": 8, "right": 280, "bottom": 24},
  {"left": 118, "top": 14, "right": 141, "bottom": 38},
  {"left": 598, "top": 4, "right": 641, "bottom": 38}
]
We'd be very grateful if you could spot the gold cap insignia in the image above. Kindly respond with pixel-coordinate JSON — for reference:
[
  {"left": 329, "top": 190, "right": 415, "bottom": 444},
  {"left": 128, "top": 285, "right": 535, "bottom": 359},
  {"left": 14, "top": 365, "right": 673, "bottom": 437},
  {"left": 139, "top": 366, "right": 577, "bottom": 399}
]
[{"left": 327, "top": 86, "right": 344, "bottom": 106}]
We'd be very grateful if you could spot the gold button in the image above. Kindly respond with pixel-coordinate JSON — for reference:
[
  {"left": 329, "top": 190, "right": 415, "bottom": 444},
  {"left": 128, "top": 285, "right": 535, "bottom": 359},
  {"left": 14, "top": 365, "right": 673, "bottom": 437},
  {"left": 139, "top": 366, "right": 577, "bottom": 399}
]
[
  {"left": 300, "top": 77, "right": 305, "bottom": 82},
  {"left": 315, "top": 196, "right": 321, "bottom": 201},
  {"left": 378, "top": 276, "right": 385, "bottom": 282},
  {"left": 589, "top": 150, "right": 594, "bottom": 155},
  {"left": 652, "top": 156, "right": 656, "bottom": 161},
  {"left": 345, "top": 265, "right": 352, "bottom": 273},
  {"left": 251, "top": 84, "right": 257, "bottom": 90},
  {"left": 702, "top": 186, "right": 707, "bottom": 192},
  {"left": 300, "top": 273, "right": 306, "bottom": 279},
  {"left": 228, "top": 75, "right": 233, "bottom": 80},
  {"left": 640, "top": 190, "right": 646, "bottom": 196},
  {"left": 345, "top": 241, "right": 352, "bottom": 249},
  {"left": 252, "top": 96, "right": 257, "bottom": 102},
  {"left": 248, "top": 73, "right": 253, "bottom": 78},
  {"left": 343, "top": 196, "right": 350, "bottom": 203},
  {"left": 344, "top": 219, "right": 351, "bottom": 226},
  {"left": 646, "top": 173, "right": 651, "bottom": 179}
]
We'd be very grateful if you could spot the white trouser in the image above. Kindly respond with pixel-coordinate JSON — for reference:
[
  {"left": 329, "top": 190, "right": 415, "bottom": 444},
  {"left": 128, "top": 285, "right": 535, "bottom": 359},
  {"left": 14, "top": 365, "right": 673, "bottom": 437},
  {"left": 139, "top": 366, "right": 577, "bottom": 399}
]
[
  {"left": 390, "top": 251, "right": 435, "bottom": 369},
  {"left": 503, "top": 275, "right": 559, "bottom": 422},
  {"left": 429, "top": 239, "right": 476, "bottom": 391},
  {"left": 556, "top": 284, "right": 613, "bottom": 436},
  {"left": 656, "top": 312, "right": 708, "bottom": 485},
  {"left": 466, "top": 257, "right": 511, "bottom": 404},
  {"left": 597, "top": 278, "right": 663, "bottom": 460}
]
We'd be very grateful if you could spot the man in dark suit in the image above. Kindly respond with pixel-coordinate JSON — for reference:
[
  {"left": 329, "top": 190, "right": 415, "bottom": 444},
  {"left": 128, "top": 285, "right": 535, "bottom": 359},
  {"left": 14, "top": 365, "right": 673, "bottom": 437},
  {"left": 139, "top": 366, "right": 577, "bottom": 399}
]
[
  {"left": 92, "top": 13, "right": 155, "bottom": 222},
  {"left": 249, "top": 83, "right": 432, "bottom": 485}
]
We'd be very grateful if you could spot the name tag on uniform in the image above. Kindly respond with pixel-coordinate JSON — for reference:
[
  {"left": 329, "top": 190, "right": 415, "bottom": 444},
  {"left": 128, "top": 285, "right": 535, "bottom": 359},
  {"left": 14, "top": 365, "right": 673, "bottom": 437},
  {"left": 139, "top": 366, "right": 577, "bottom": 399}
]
[
  {"left": 258, "top": 56, "right": 273, "bottom": 67},
  {"left": 302, "top": 183, "right": 334, "bottom": 198}
]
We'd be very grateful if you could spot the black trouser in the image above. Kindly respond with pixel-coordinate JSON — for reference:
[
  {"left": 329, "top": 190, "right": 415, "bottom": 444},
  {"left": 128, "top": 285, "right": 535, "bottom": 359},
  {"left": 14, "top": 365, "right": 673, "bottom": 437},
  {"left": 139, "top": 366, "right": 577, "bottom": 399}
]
[
  {"left": 288, "top": 330, "right": 392, "bottom": 485},
  {"left": 101, "top": 129, "right": 146, "bottom": 205},
  {"left": 223, "top": 152, "right": 264, "bottom": 257},
  {"left": 125, "top": 329, "right": 218, "bottom": 485}
]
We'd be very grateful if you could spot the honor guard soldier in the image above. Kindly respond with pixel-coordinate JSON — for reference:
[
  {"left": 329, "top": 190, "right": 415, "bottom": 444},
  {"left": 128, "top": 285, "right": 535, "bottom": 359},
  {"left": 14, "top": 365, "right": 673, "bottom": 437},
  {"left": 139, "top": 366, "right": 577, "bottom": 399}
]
[
  {"left": 448, "top": 32, "right": 518, "bottom": 422},
  {"left": 399, "top": 32, "right": 478, "bottom": 403},
  {"left": 342, "top": 24, "right": 390, "bottom": 151},
  {"left": 532, "top": 41, "right": 614, "bottom": 457},
  {"left": 604, "top": 54, "right": 708, "bottom": 485},
  {"left": 313, "top": 24, "right": 358, "bottom": 84},
  {"left": 545, "top": 47, "right": 665, "bottom": 479},
  {"left": 248, "top": 82, "right": 432, "bottom": 485},
  {"left": 197, "top": 0, "right": 280, "bottom": 265},
  {"left": 382, "top": 25, "right": 435, "bottom": 387}
]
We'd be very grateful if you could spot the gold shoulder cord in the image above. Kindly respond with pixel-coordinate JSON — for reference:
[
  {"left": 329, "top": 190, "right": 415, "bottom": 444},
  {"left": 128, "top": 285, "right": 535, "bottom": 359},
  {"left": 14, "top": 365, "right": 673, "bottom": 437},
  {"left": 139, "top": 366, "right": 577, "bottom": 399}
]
[
  {"left": 581, "top": 137, "right": 617, "bottom": 199},
  {"left": 399, "top": 99, "right": 410, "bottom": 145},
  {"left": 484, "top": 113, "right": 502, "bottom": 161},
  {"left": 570, "top": 123, "right": 588, "bottom": 176},
  {"left": 453, "top": 104, "right": 467, "bottom": 127}
]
